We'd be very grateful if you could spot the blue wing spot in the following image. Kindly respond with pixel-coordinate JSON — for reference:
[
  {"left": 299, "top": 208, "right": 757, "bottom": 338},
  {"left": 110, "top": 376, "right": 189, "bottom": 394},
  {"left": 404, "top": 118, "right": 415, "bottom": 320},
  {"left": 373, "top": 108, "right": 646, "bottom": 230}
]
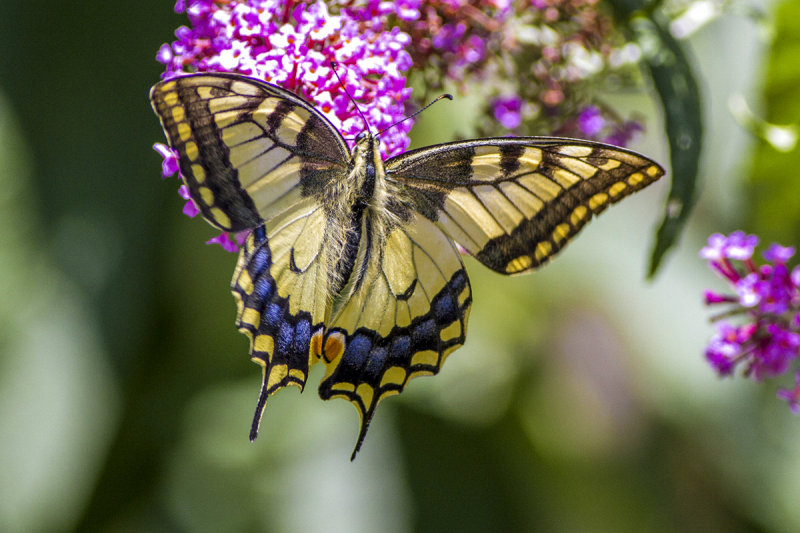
[
  {"left": 389, "top": 335, "right": 411, "bottom": 364},
  {"left": 314, "top": 268, "right": 470, "bottom": 459},
  {"left": 249, "top": 247, "right": 271, "bottom": 278},
  {"left": 411, "top": 318, "right": 437, "bottom": 348},
  {"left": 253, "top": 277, "right": 274, "bottom": 301},
  {"left": 450, "top": 270, "right": 468, "bottom": 292},
  {"left": 341, "top": 334, "right": 373, "bottom": 373},
  {"left": 363, "top": 345, "right": 388, "bottom": 381},
  {"left": 433, "top": 292, "right": 458, "bottom": 324},
  {"left": 276, "top": 320, "right": 294, "bottom": 354},
  {"left": 293, "top": 318, "right": 312, "bottom": 356},
  {"left": 265, "top": 302, "right": 283, "bottom": 326}
]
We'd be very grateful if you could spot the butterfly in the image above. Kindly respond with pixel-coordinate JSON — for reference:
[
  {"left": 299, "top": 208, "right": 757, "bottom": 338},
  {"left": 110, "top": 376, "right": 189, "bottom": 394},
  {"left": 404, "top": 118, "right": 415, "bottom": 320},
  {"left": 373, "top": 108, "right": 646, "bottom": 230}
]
[{"left": 150, "top": 72, "right": 665, "bottom": 459}]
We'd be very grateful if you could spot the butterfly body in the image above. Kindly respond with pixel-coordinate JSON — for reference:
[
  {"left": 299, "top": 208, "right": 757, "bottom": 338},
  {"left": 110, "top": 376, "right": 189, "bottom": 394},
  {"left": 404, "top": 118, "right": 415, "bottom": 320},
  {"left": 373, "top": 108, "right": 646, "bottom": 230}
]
[
  {"left": 316, "top": 131, "right": 403, "bottom": 302},
  {"left": 150, "top": 72, "right": 664, "bottom": 458}
]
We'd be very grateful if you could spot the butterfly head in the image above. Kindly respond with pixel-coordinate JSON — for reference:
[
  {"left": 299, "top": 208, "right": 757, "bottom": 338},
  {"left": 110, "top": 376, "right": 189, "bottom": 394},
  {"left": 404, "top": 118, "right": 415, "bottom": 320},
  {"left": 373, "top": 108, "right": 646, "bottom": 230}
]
[
  {"left": 351, "top": 130, "right": 384, "bottom": 174},
  {"left": 354, "top": 130, "right": 379, "bottom": 147}
]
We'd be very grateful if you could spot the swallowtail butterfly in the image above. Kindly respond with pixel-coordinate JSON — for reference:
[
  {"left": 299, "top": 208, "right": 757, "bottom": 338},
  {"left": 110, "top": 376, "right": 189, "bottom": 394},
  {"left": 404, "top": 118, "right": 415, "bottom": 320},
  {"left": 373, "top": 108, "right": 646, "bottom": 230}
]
[{"left": 150, "top": 73, "right": 664, "bottom": 458}]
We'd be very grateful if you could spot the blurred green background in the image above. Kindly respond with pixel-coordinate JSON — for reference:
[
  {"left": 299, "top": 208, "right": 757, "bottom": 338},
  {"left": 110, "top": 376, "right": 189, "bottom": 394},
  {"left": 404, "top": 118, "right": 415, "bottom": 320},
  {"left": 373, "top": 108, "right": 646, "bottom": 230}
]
[{"left": 2, "top": 1, "right": 800, "bottom": 532}]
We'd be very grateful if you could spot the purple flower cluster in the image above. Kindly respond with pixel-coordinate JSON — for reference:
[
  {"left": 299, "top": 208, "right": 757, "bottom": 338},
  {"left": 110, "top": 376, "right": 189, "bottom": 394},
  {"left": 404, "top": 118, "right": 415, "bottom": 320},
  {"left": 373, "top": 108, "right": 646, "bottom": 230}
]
[
  {"left": 407, "top": 0, "right": 512, "bottom": 85},
  {"left": 153, "top": 0, "right": 649, "bottom": 251},
  {"left": 492, "top": 95, "right": 523, "bottom": 129},
  {"left": 155, "top": 0, "right": 420, "bottom": 249},
  {"left": 158, "top": 0, "right": 414, "bottom": 157},
  {"left": 701, "top": 231, "right": 800, "bottom": 412},
  {"left": 425, "top": 0, "right": 644, "bottom": 143},
  {"left": 576, "top": 106, "right": 643, "bottom": 147}
]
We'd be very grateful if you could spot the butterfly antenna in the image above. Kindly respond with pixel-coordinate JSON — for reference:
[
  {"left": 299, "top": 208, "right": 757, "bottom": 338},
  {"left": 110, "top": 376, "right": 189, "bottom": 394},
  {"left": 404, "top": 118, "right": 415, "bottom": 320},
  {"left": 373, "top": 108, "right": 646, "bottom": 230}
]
[
  {"left": 330, "top": 61, "right": 372, "bottom": 133},
  {"left": 376, "top": 93, "right": 453, "bottom": 138}
]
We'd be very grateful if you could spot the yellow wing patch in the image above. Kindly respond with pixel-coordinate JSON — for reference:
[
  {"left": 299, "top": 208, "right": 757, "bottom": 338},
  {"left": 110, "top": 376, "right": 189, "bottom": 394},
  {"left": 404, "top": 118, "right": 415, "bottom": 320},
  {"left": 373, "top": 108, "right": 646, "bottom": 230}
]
[{"left": 150, "top": 73, "right": 349, "bottom": 232}]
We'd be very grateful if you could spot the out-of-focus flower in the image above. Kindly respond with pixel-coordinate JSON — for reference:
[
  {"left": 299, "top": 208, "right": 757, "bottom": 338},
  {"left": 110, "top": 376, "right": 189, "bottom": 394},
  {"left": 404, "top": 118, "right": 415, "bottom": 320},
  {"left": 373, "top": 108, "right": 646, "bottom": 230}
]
[
  {"left": 603, "top": 120, "right": 643, "bottom": 147},
  {"left": 778, "top": 373, "right": 800, "bottom": 414},
  {"left": 492, "top": 95, "right": 523, "bottom": 129},
  {"left": 577, "top": 106, "right": 605, "bottom": 136},
  {"left": 701, "top": 231, "right": 800, "bottom": 412},
  {"left": 206, "top": 232, "right": 248, "bottom": 253},
  {"left": 178, "top": 185, "right": 200, "bottom": 218},
  {"left": 575, "top": 106, "right": 643, "bottom": 146},
  {"left": 402, "top": 0, "right": 642, "bottom": 144}
]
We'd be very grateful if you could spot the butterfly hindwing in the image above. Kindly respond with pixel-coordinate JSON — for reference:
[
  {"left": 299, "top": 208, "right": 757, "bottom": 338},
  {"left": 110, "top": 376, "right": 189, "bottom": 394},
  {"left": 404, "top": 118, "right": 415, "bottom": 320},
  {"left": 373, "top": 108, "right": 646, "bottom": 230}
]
[
  {"left": 150, "top": 73, "right": 350, "bottom": 231},
  {"left": 231, "top": 198, "right": 335, "bottom": 439},
  {"left": 317, "top": 213, "right": 472, "bottom": 458},
  {"left": 386, "top": 138, "right": 665, "bottom": 274}
]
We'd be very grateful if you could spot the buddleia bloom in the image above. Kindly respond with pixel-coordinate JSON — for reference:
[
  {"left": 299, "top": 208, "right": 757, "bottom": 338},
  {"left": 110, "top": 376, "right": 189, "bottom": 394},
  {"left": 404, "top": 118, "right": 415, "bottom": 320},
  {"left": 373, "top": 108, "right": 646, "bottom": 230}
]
[
  {"left": 700, "top": 232, "right": 800, "bottom": 412},
  {"left": 154, "top": 0, "right": 650, "bottom": 250},
  {"left": 154, "top": 0, "right": 416, "bottom": 246},
  {"left": 157, "top": 0, "right": 414, "bottom": 156}
]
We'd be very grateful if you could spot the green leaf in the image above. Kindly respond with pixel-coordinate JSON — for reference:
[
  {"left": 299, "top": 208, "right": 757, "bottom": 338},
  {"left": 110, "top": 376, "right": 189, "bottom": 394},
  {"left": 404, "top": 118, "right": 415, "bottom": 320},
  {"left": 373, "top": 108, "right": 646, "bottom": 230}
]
[
  {"left": 608, "top": 1, "right": 704, "bottom": 276},
  {"left": 745, "top": 0, "right": 800, "bottom": 244}
]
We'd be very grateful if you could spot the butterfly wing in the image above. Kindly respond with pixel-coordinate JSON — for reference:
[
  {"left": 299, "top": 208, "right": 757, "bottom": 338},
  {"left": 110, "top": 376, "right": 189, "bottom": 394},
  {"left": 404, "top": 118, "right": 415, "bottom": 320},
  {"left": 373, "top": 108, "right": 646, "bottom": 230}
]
[
  {"left": 385, "top": 137, "right": 665, "bottom": 274},
  {"left": 151, "top": 73, "right": 352, "bottom": 438},
  {"left": 232, "top": 198, "right": 337, "bottom": 440},
  {"left": 150, "top": 73, "right": 350, "bottom": 231},
  {"left": 316, "top": 213, "right": 472, "bottom": 459}
]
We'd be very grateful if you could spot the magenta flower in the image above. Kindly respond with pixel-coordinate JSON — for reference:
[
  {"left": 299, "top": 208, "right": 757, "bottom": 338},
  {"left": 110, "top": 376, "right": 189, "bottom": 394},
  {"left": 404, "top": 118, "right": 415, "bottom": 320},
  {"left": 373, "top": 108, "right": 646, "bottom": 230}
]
[
  {"left": 603, "top": 120, "right": 643, "bottom": 148},
  {"left": 764, "top": 243, "right": 796, "bottom": 263},
  {"left": 725, "top": 231, "right": 760, "bottom": 260},
  {"left": 153, "top": 143, "right": 179, "bottom": 178},
  {"left": 178, "top": 185, "right": 199, "bottom": 218},
  {"left": 572, "top": 105, "right": 643, "bottom": 146},
  {"left": 158, "top": 0, "right": 414, "bottom": 158},
  {"left": 705, "top": 322, "right": 750, "bottom": 376},
  {"left": 206, "top": 232, "right": 248, "bottom": 253},
  {"left": 577, "top": 106, "right": 604, "bottom": 137},
  {"left": 155, "top": 0, "right": 417, "bottom": 251},
  {"left": 778, "top": 373, "right": 800, "bottom": 413},
  {"left": 492, "top": 96, "right": 523, "bottom": 129},
  {"left": 701, "top": 231, "right": 800, "bottom": 413}
]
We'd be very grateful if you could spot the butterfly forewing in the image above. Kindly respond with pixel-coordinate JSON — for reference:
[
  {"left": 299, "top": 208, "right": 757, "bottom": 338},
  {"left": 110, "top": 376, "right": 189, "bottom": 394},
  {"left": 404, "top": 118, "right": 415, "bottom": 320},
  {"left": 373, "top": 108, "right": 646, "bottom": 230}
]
[
  {"left": 386, "top": 138, "right": 664, "bottom": 274},
  {"left": 150, "top": 74, "right": 350, "bottom": 231}
]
